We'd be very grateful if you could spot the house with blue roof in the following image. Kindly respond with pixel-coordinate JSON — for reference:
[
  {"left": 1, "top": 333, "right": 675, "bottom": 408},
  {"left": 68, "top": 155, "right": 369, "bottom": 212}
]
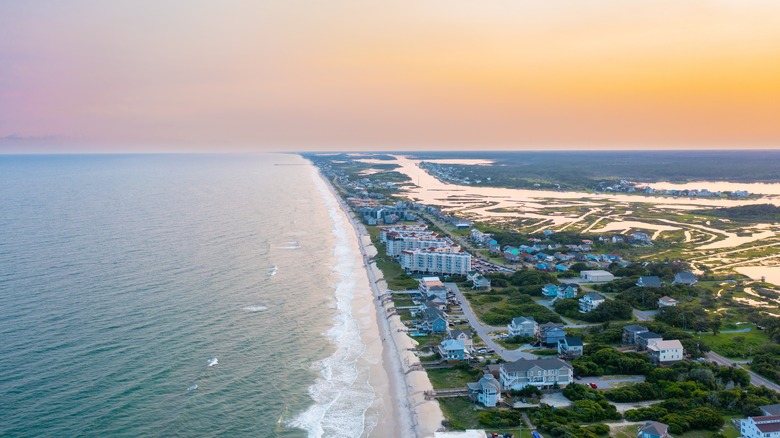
[
  {"left": 536, "top": 263, "right": 549, "bottom": 271},
  {"left": 555, "top": 264, "right": 569, "bottom": 272},
  {"left": 438, "top": 339, "right": 465, "bottom": 361},
  {"left": 542, "top": 283, "right": 559, "bottom": 298}
]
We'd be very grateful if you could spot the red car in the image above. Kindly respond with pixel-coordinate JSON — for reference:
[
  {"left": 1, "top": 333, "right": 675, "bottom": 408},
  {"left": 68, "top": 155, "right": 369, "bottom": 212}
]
[{"left": 589, "top": 382, "right": 598, "bottom": 389}]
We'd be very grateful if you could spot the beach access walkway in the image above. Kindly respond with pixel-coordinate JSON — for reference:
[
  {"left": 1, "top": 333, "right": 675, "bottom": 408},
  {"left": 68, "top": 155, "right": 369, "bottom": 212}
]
[{"left": 445, "top": 282, "right": 538, "bottom": 362}]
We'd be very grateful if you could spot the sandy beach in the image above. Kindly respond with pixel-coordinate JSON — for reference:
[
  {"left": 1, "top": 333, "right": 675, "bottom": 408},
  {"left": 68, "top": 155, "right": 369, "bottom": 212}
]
[{"left": 318, "top": 169, "right": 445, "bottom": 437}]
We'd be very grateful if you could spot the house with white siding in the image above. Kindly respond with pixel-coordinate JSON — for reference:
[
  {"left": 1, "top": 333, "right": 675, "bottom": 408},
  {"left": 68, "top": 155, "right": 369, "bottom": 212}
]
[
  {"left": 647, "top": 339, "right": 684, "bottom": 364},
  {"left": 579, "top": 292, "right": 605, "bottom": 313},
  {"left": 400, "top": 246, "right": 471, "bottom": 276},
  {"left": 467, "top": 374, "right": 502, "bottom": 407}
]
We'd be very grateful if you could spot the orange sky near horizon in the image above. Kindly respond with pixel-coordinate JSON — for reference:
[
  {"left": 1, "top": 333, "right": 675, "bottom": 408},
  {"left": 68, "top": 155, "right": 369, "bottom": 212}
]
[{"left": 1, "top": 1, "right": 780, "bottom": 152}]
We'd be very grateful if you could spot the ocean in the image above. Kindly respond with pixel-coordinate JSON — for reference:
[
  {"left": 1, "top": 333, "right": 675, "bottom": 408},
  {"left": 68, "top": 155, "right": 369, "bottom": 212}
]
[{"left": 0, "top": 154, "right": 377, "bottom": 437}]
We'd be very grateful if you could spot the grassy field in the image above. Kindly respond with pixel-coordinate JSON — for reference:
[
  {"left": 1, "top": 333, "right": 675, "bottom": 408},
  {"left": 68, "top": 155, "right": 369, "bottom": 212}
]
[
  {"left": 697, "top": 326, "right": 770, "bottom": 359},
  {"left": 426, "top": 367, "right": 481, "bottom": 389},
  {"left": 437, "top": 397, "right": 531, "bottom": 437}
]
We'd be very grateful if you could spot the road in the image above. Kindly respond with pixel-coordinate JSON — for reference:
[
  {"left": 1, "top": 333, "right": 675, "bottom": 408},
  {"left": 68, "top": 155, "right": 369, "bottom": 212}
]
[
  {"left": 705, "top": 351, "right": 780, "bottom": 393},
  {"left": 445, "top": 282, "right": 538, "bottom": 361}
]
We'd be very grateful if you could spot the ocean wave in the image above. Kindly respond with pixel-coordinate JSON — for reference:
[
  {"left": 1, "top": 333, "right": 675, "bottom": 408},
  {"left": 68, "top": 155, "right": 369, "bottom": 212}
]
[
  {"left": 208, "top": 357, "right": 218, "bottom": 367},
  {"left": 289, "top": 171, "right": 376, "bottom": 438},
  {"left": 268, "top": 265, "right": 278, "bottom": 276},
  {"left": 243, "top": 305, "right": 268, "bottom": 312}
]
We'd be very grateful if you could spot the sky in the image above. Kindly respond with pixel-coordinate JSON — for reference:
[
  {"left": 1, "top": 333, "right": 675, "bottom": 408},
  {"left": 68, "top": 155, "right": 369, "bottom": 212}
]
[{"left": 2, "top": 0, "right": 780, "bottom": 152}]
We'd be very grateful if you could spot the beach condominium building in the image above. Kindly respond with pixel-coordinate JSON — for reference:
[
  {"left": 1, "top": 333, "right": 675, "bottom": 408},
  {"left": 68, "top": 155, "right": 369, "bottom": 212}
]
[
  {"left": 379, "top": 225, "right": 428, "bottom": 243},
  {"left": 400, "top": 247, "right": 472, "bottom": 276},
  {"left": 385, "top": 232, "right": 451, "bottom": 257}
]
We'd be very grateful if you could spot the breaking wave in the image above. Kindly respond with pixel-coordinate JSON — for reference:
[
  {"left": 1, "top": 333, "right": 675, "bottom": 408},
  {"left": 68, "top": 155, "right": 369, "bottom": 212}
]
[{"left": 289, "top": 171, "right": 376, "bottom": 437}]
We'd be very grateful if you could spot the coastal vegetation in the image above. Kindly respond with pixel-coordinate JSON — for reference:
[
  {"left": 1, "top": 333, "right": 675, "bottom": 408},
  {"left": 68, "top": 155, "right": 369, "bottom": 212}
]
[
  {"left": 310, "top": 152, "right": 780, "bottom": 436},
  {"left": 695, "top": 204, "right": 780, "bottom": 223}
]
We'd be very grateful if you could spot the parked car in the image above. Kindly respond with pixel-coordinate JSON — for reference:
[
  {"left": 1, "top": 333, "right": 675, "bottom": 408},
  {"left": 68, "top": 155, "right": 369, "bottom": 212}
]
[{"left": 589, "top": 382, "right": 598, "bottom": 389}]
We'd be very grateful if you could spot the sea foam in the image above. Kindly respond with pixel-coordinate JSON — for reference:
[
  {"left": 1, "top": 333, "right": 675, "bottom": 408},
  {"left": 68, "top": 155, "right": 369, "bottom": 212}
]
[
  {"left": 243, "top": 305, "right": 268, "bottom": 312},
  {"left": 289, "top": 170, "right": 376, "bottom": 437}
]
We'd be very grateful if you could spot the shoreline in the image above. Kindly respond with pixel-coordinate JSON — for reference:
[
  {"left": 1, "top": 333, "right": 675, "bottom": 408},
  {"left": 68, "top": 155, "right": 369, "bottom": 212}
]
[{"left": 316, "top": 167, "right": 445, "bottom": 438}]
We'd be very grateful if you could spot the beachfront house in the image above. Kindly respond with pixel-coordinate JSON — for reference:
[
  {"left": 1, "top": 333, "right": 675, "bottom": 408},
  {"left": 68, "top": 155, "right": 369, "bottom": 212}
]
[
  {"left": 508, "top": 317, "right": 538, "bottom": 338},
  {"left": 419, "top": 307, "right": 448, "bottom": 334},
  {"left": 637, "top": 276, "right": 663, "bottom": 287},
  {"left": 741, "top": 415, "right": 780, "bottom": 438},
  {"left": 438, "top": 339, "right": 466, "bottom": 362},
  {"left": 622, "top": 324, "right": 649, "bottom": 346},
  {"left": 580, "top": 270, "right": 615, "bottom": 282},
  {"left": 538, "top": 322, "right": 566, "bottom": 347},
  {"left": 672, "top": 271, "right": 698, "bottom": 286},
  {"left": 658, "top": 296, "right": 679, "bottom": 307},
  {"left": 448, "top": 329, "right": 473, "bottom": 352},
  {"left": 647, "top": 339, "right": 684, "bottom": 364},
  {"left": 558, "top": 336, "right": 583, "bottom": 358},
  {"left": 419, "top": 277, "right": 449, "bottom": 302},
  {"left": 467, "top": 374, "right": 502, "bottom": 407},
  {"left": 499, "top": 358, "right": 573, "bottom": 391},
  {"left": 579, "top": 292, "right": 605, "bottom": 313},
  {"left": 638, "top": 421, "right": 671, "bottom": 438}
]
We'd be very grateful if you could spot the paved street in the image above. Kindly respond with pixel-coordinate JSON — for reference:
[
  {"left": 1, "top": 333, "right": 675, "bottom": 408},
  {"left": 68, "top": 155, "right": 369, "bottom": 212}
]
[
  {"left": 705, "top": 351, "right": 780, "bottom": 393},
  {"left": 445, "top": 282, "right": 538, "bottom": 361}
]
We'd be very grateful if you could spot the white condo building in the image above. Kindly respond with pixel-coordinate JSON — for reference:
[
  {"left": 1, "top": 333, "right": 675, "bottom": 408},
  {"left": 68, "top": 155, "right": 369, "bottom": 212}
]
[
  {"left": 379, "top": 225, "right": 428, "bottom": 243},
  {"left": 400, "top": 246, "right": 471, "bottom": 276},
  {"left": 386, "top": 233, "right": 452, "bottom": 257}
]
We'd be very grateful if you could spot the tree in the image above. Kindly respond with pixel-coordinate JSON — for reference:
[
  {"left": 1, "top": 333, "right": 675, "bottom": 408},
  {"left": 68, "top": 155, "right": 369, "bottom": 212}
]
[{"left": 711, "top": 317, "right": 722, "bottom": 336}]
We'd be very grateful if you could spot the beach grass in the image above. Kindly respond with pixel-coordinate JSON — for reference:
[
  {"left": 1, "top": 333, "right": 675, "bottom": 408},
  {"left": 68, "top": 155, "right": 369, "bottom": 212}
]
[
  {"left": 697, "top": 326, "right": 770, "bottom": 359},
  {"left": 438, "top": 397, "right": 484, "bottom": 429},
  {"left": 426, "top": 367, "right": 480, "bottom": 389}
]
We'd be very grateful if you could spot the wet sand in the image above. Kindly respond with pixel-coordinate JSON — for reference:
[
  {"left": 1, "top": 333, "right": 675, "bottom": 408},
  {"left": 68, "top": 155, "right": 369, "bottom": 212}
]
[{"left": 318, "top": 168, "right": 444, "bottom": 437}]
